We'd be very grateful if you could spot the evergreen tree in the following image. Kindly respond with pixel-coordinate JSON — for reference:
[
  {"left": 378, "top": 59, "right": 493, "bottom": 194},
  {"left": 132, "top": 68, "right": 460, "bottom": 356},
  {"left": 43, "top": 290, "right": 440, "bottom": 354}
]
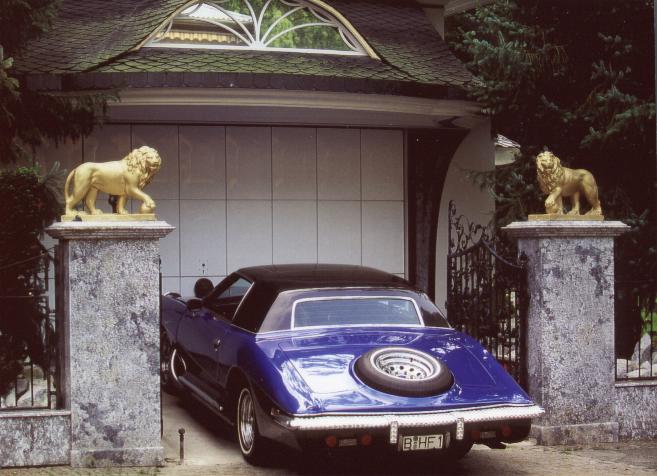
[
  {"left": 447, "top": 0, "right": 656, "bottom": 355},
  {"left": 0, "top": 0, "right": 109, "bottom": 164},
  {"left": 0, "top": 0, "right": 110, "bottom": 401}
]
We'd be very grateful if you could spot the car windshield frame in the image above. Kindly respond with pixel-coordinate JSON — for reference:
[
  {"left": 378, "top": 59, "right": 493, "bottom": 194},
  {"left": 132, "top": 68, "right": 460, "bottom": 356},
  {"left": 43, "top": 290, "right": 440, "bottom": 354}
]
[
  {"left": 204, "top": 274, "right": 254, "bottom": 324},
  {"left": 290, "top": 295, "right": 425, "bottom": 330}
]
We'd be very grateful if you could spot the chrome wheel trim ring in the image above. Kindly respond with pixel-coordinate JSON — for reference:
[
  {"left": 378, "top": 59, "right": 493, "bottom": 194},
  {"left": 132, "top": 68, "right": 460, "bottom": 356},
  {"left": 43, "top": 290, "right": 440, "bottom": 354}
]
[
  {"left": 161, "top": 338, "right": 171, "bottom": 377},
  {"left": 169, "top": 348, "right": 187, "bottom": 385},
  {"left": 238, "top": 388, "right": 256, "bottom": 454},
  {"left": 369, "top": 347, "right": 439, "bottom": 381}
]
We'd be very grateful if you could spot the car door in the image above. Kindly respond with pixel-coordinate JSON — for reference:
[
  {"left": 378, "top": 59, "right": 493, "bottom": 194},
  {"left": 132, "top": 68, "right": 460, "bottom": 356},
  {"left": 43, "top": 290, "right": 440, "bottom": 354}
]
[
  {"left": 176, "top": 301, "right": 217, "bottom": 381},
  {"left": 203, "top": 276, "right": 253, "bottom": 387}
]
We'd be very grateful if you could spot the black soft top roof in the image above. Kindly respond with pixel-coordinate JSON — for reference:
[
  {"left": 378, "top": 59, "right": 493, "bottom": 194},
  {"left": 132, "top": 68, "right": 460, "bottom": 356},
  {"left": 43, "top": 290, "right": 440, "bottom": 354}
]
[
  {"left": 237, "top": 264, "right": 413, "bottom": 292},
  {"left": 232, "top": 264, "right": 415, "bottom": 332}
]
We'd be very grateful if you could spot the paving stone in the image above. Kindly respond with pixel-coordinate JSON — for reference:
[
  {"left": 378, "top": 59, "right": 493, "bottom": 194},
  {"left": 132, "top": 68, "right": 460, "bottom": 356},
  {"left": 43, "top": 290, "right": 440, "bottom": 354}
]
[{"left": 2, "top": 440, "right": 657, "bottom": 475}]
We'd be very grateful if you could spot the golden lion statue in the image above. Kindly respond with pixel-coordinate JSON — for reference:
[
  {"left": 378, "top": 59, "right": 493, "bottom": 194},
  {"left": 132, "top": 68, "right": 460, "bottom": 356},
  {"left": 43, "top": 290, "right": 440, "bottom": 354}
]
[
  {"left": 536, "top": 150, "right": 602, "bottom": 216},
  {"left": 64, "top": 146, "right": 161, "bottom": 216}
]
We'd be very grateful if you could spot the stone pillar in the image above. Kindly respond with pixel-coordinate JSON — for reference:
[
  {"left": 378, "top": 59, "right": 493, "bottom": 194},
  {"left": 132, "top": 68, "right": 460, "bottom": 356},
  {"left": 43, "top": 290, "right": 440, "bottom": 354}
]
[
  {"left": 504, "top": 220, "right": 629, "bottom": 445},
  {"left": 46, "top": 221, "right": 174, "bottom": 467}
]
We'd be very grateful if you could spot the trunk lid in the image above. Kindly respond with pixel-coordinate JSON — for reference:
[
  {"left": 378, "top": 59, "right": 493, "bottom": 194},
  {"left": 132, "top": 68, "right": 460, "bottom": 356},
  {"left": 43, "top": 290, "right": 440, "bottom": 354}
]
[{"left": 265, "top": 327, "right": 530, "bottom": 414}]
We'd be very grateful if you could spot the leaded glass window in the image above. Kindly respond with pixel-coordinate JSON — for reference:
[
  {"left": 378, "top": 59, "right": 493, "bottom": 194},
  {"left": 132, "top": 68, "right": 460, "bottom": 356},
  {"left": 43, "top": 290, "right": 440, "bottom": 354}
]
[{"left": 145, "top": 0, "right": 372, "bottom": 56}]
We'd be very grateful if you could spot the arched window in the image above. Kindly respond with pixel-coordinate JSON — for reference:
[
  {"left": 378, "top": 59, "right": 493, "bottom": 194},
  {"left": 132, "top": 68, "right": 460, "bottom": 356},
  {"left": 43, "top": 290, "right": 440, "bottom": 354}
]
[{"left": 144, "top": 0, "right": 375, "bottom": 57}]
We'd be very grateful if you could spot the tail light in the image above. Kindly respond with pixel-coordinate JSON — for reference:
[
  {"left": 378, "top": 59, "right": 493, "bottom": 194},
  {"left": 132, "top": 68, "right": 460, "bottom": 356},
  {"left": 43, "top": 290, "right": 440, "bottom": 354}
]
[{"left": 359, "top": 434, "right": 373, "bottom": 446}]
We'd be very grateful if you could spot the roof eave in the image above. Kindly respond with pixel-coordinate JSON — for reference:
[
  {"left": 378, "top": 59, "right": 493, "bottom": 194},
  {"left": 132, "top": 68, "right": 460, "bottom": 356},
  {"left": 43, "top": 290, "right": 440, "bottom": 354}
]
[{"left": 23, "top": 71, "right": 464, "bottom": 100}]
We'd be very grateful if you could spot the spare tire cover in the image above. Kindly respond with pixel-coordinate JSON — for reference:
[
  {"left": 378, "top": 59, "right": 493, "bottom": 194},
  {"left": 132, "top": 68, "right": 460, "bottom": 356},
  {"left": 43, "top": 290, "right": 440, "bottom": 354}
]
[{"left": 354, "top": 347, "right": 453, "bottom": 397}]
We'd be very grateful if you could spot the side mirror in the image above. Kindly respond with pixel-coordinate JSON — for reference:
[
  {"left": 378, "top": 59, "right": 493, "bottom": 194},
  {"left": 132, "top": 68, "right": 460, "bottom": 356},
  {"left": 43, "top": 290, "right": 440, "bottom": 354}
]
[{"left": 187, "top": 297, "right": 203, "bottom": 311}]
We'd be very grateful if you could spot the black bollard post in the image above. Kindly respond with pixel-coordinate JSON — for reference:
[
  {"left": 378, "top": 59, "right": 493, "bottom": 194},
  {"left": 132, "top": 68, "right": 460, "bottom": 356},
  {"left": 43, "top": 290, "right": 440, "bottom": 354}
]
[{"left": 178, "top": 428, "right": 185, "bottom": 464}]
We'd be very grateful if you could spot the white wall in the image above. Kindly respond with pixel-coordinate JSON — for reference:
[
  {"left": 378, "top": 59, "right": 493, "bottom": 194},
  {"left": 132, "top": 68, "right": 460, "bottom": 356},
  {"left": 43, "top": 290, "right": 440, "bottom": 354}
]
[
  {"left": 435, "top": 120, "right": 494, "bottom": 312},
  {"left": 38, "top": 124, "right": 407, "bottom": 296}
]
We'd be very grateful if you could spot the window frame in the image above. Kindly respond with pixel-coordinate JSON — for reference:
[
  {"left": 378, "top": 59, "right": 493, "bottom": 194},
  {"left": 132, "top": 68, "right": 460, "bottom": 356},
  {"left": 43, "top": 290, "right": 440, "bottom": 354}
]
[
  {"left": 290, "top": 295, "right": 426, "bottom": 330},
  {"left": 204, "top": 274, "right": 254, "bottom": 322},
  {"left": 141, "top": 0, "right": 378, "bottom": 58}
]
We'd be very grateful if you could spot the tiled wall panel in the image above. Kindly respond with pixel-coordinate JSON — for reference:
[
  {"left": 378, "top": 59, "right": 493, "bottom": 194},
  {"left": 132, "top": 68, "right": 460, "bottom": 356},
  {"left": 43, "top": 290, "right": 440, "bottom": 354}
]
[
  {"left": 227, "top": 200, "right": 273, "bottom": 271},
  {"left": 39, "top": 125, "right": 406, "bottom": 294},
  {"left": 361, "top": 129, "right": 404, "bottom": 201},
  {"left": 317, "top": 128, "right": 360, "bottom": 200},
  {"left": 180, "top": 199, "right": 226, "bottom": 277},
  {"left": 273, "top": 200, "right": 317, "bottom": 264},
  {"left": 180, "top": 126, "right": 226, "bottom": 200},
  {"left": 226, "top": 127, "right": 271, "bottom": 200},
  {"left": 317, "top": 201, "right": 362, "bottom": 265},
  {"left": 273, "top": 128, "right": 317, "bottom": 200},
  {"left": 362, "top": 201, "right": 405, "bottom": 274}
]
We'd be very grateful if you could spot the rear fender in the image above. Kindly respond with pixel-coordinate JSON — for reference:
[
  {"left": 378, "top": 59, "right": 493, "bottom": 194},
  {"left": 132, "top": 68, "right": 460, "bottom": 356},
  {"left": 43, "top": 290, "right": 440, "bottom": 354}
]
[
  {"left": 235, "top": 341, "right": 319, "bottom": 416},
  {"left": 225, "top": 366, "right": 302, "bottom": 451},
  {"left": 161, "top": 294, "right": 187, "bottom": 343}
]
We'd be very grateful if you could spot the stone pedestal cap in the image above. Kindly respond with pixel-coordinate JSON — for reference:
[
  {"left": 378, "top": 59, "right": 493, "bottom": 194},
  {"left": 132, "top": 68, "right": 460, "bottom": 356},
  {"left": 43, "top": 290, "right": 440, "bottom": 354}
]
[
  {"left": 45, "top": 221, "right": 175, "bottom": 240},
  {"left": 503, "top": 220, "right": 630, "bottom": 239}
]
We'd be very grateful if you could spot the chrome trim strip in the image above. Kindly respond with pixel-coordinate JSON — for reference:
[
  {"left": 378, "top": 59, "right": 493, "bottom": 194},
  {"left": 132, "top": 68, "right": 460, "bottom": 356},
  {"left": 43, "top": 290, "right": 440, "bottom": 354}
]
[
  {"left": 283, "top": 286, "right": 412, "bottom": 293},
  {"left": 178, "top": 376, "right": 221, "bottom": 411},
  {"left": 232, "top": 280, "right": 254, "bottom": 320},
  {"left": 256, "top": 323, "right": 453, "bottom": 338},
  {"left": 282, "top": 404, "right": 544, "bottom": 431},
  {"left": 291, "top": 295, "right": 424, "bottom": 329},
  {"left": 291, "top": 402, "right": 539, "bottom": 417},
  {"left": 288, "top": 323, "right": 427, "bottom": 332},
  {"left": 178, "top": 375, "right": 233, "bottom": 426}
]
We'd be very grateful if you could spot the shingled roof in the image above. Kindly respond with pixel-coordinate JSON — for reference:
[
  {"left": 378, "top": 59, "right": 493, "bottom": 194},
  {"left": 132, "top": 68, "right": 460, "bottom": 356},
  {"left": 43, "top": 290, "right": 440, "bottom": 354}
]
[{"left": 14, "top": 0, "right": 473, "bottom": 98}]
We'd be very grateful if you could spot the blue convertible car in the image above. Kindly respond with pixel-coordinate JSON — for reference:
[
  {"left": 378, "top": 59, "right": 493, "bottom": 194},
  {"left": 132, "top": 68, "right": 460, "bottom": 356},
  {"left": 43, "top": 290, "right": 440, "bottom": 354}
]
[{"left": 160, "top": 264, "right": 542, "bottom": 465}]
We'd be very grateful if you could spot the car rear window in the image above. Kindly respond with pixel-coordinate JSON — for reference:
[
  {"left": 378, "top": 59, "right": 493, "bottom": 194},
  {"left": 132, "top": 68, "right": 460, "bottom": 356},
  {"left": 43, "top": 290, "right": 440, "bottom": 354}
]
[{"left": 292, "top": 297, "right": 422, "bottom": 328}]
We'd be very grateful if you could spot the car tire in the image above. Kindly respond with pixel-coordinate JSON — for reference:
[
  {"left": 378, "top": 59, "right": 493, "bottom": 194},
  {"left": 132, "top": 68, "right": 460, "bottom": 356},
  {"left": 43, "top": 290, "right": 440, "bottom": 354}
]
[
  {"left": 237, "top": 386, "right": 269, "bottom": 465},
  {"left": 160, "top": 331, "right": 175, "bottom": 392},
  {"left": 161, "top": 333, "right": 187, "bottom": 394},
  {"left": 354, "top": 347, "right": 453, "bottom": 397}
]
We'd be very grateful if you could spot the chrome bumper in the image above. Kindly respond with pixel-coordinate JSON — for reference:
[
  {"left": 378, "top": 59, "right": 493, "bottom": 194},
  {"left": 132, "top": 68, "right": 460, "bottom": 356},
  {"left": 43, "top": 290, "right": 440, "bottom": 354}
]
[{"left": 278, "top": 404, "right": 543, "bottom": 442}]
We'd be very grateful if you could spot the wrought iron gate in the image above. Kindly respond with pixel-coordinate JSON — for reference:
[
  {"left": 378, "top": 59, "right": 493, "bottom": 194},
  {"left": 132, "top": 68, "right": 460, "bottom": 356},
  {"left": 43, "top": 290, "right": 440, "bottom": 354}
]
[
  {"left": 446, "top": 201, "right": 529, "bottom": 387},
  {"left": 0, "top": 244, "right": 59, "bottom": 409}
]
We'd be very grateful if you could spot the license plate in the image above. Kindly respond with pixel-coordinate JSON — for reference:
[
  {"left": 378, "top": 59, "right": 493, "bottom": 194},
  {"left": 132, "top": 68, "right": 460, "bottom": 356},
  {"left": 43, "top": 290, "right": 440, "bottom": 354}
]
[{"left": 398, "top": 434, "right": 444, "bottom": 452}]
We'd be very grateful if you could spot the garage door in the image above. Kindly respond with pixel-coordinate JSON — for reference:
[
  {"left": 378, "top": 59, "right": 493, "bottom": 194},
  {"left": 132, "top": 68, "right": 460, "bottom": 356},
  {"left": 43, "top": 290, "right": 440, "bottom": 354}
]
[{"left": 44, "top": 124, "right": 406, "bottom": 295}]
